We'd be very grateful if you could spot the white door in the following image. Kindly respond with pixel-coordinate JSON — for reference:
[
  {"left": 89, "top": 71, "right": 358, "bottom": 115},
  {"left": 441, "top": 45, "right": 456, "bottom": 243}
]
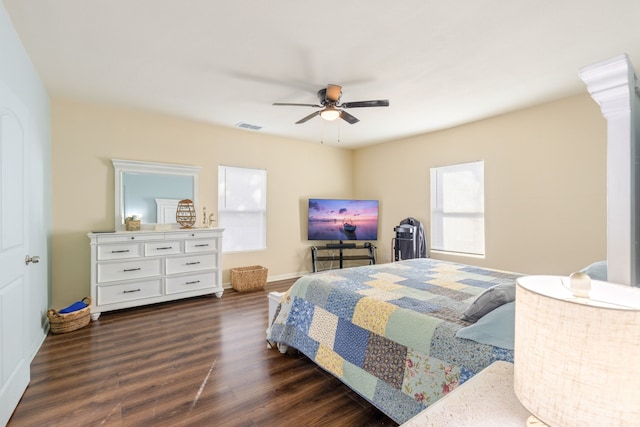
[{"left": 0, "top": 82, "right": 32, "bottom": 425}]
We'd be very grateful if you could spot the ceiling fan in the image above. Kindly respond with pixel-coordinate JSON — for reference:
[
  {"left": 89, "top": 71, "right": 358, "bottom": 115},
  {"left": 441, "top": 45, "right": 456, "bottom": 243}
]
[{"left": 273, "top": 84, "right": 389, "bottom": 124}]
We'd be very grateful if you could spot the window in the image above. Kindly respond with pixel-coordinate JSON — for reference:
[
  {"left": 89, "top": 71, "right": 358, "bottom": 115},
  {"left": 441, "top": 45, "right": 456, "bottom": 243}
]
[
  {"left": 430, "top": 160, "right": 485, "bottom": 256},
  {"left": 218, "top": 165, "right": 266, "bottom": 252}
]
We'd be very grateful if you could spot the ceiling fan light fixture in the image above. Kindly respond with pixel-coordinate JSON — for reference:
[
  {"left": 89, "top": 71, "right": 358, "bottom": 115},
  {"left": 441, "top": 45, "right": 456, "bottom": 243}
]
[
  {"left": 320, "top": 108, "right": 340, "bottom": 121},
  {"left": 273, "top": 84, "right": 389, "bottom": 125}
]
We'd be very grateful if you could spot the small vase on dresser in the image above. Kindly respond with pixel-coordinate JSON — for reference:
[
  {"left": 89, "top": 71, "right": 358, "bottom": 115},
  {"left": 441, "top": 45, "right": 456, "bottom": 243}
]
[{"left": 88, "top": 228, "right": 223, "bottom": 320}]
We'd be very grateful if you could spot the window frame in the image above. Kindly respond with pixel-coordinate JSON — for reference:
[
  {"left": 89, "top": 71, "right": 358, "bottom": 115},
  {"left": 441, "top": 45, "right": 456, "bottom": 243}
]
[
  {"left": 430, "top": 160, "right": 485, "bottom": 257},
  {"left": 217, "top": 165, "right": 267, "bottom": 253}
]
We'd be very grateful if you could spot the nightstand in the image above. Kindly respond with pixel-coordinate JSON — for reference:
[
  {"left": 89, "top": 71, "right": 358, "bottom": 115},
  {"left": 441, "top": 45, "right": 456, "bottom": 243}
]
[{"left": 402, "top": 361, "right": 531, "bottom": 426}]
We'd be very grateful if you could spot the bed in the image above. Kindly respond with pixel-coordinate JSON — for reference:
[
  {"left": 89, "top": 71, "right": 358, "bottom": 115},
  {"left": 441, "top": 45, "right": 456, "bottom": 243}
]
[{"left": 266, "top": 258, "right": 520, "bottom": 424}]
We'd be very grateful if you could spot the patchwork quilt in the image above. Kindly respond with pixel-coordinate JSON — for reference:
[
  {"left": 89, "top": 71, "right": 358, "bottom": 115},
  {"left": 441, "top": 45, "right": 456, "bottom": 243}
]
[{"left": 267, "top": 258, "right": 520, "bottom": 424}]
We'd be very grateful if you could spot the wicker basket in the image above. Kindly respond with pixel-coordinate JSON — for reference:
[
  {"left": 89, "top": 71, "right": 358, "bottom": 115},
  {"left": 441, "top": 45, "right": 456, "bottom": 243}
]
[
  {"left": 47, "top": 297, "right": 91, "bottom": 334},
  {"left": 231, "top": 265, "right": 268, "bottom": 292}
]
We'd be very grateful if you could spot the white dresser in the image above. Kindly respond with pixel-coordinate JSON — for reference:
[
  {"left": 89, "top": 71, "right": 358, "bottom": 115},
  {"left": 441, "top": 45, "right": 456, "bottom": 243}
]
[{"left": 88, "top": 228, "right": 223, "bottom": 320}]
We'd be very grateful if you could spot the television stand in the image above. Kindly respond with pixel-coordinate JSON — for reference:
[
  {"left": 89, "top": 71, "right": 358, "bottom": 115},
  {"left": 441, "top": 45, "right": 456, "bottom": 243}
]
[
  {"left": 311, "top": 243, "right": 376, "bottom": 272},
  {"left": 325, "top": 242, "right": 356, "bottom": 249}
]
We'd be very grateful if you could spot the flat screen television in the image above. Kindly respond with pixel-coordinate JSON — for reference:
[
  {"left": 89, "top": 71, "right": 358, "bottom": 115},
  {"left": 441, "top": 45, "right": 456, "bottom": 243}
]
[{"left": 308, "top": 198, "right": 378, "bottom": 241}]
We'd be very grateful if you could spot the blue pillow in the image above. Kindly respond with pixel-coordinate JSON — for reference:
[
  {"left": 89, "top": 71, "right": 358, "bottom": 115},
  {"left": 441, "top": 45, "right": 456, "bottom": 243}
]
[
  {"left": 579, "top": 260, "right": 607, "bottom": 281},
  {"left": 456, "top": 301, "right": 515, "bottom": 350}
]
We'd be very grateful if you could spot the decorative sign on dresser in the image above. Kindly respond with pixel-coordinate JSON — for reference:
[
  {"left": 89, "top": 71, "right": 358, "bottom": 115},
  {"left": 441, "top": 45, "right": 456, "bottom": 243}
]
[{"left": 88, "top": 228, "right": 224, "bottom": 320}]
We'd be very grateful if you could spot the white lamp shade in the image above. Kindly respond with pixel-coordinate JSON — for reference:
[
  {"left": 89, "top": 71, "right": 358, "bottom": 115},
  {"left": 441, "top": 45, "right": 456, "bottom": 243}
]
[
  {"left": 514, "top": 276, "right": 640, "bottom": 427},
  {"left": 320, "top": 108, "right": 340, "bottom": 121}
]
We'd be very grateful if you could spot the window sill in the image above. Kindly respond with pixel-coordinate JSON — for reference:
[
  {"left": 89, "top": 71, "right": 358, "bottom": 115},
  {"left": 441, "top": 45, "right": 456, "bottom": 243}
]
[{"left": 430, "top": 249, "right": 485, "bottom": 259}]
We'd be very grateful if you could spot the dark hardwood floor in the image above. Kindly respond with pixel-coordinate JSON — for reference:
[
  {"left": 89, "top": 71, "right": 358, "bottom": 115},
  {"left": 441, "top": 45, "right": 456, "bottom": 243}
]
[{"left": 8, "top": 279, "right": 397, "bottom": 426}]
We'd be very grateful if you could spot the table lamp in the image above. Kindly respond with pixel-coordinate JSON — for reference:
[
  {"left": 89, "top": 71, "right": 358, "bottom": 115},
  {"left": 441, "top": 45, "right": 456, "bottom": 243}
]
[{"left": 514, "top": 274, "right": 640, "bottom": 427}]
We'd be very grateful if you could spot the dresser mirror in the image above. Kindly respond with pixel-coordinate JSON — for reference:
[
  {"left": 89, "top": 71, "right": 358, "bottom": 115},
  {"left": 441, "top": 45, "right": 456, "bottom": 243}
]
[{"left": 113, "top": 159, "right": 201, "bottom": 230}]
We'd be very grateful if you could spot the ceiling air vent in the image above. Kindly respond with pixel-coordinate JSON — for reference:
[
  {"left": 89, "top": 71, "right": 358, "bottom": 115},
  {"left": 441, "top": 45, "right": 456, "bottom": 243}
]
[{"left": 236, "top": 122, "right": 262, "bottom": 131}]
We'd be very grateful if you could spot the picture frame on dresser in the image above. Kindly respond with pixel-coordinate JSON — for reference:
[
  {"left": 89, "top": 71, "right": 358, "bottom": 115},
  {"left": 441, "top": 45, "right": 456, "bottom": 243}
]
[{"left": 88, "top": 228, "right": 224, "bottom": 320}]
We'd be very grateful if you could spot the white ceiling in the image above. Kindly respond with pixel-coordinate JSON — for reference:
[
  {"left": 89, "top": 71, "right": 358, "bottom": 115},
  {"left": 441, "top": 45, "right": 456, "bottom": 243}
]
[{"left": 4, "top": 0, "right": 640, "bottom": 148}]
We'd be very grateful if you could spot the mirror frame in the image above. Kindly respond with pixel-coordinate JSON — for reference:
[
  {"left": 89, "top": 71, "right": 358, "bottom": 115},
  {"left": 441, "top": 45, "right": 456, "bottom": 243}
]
[{"left": 113, "top": 159, "right": 201, "bottom": 230}]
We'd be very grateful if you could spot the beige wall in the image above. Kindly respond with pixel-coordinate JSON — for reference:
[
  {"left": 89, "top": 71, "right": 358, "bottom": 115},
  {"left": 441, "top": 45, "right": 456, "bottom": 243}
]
[
  {"left": 52, "top": 93, "right": 607, "bottom": 306},
  {"left": 354, "top": 93, "right": 607, "bottom": 275},
  {"left": 51, "top": 98, "right": 354, "bottom": 306}
]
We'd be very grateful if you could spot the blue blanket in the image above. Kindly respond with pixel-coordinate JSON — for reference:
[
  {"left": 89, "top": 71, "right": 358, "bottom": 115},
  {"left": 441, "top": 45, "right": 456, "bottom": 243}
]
[{"left": 267, "top": 258, "right": 519, "bottom": 423}]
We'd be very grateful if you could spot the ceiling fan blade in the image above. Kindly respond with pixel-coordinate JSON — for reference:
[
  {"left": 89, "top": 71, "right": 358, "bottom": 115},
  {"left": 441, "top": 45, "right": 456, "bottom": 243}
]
[
  {"left": 225, "top": 70, "right": 318, "bottom": 93},
  {"left": 340, "top": 110, "right": 360, "bottom": 124},
  {"left": 273, "top": 102, "right": 322, "bottom": 107},
  {"left": 341, "top": 99, "right": 389, "bottom": 108},
  {"left": 295, "top": 111, "right": 321, "bottom": 124},
  {"left": 325, "top": 84, "right": 342, "bottom": 103}
]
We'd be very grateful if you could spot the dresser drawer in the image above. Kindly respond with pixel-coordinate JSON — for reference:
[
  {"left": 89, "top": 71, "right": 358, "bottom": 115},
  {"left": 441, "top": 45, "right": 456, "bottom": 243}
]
[
  {"left": 165, "top": 230, "right": 219, "bottom": 240},
  {"left": 184, "top": 238, "right": 217, "bottom": 253},
  {"left": 97, "top": 258, "right": 162, "bottom": 283},
  {"left": 97, "top": 243, "right": 143, "bottom": 261},
  {"left": 97, "top": 279, "right": 163, "bottom": 305},
  {"left": 145, "top": 241, "right": 182, "bottom": 256},
  {"left": 96, "top": 233, "right": 164, "bottom": 244},
  {"left": 165, "top": 254, "right": 215, "bottom": 275},
  {"left": 166, "top": 272, "right": 216, "bottom": 294}
]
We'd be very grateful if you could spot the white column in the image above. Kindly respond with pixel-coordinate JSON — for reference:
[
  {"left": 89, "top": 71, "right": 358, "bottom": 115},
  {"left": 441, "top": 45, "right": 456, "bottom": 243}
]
[{"left": 579, "top": 54, "right": 640, "bottom": 286}]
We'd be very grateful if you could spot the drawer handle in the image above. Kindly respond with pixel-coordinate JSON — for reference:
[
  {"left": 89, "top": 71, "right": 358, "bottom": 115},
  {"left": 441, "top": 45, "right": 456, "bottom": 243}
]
[
  {"left": 123, "top": 267, "right": 141, "bottom": 272},
  {"left": 195, "top": 244, "right": 209, "bottom": 247},
  {"left": 111, "top": 249, "right": 130, "bottom": 253},
  {"left": 156, "top": 246, "right": 173, "bottom": 250},
  {"left": 123, "top": 289, "right": 141, "bottom": 293},
  {"left": 186, "top": 261, "right": 201, "bottom": 266},
  {"left": 186, "top": 280, "right": 201, "bottom": 285}
]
